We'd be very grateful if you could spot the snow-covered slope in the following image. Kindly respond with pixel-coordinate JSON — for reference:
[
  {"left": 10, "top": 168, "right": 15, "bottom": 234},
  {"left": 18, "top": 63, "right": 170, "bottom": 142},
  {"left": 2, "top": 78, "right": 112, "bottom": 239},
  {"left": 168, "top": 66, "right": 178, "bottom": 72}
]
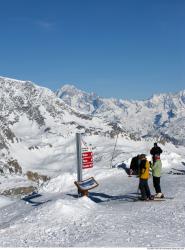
[
  {"left": 57, "top": 85, "right": 185, "bottom": 145},
  {"left": 0, "top": 137, "right": 185, "bottom": 247}
]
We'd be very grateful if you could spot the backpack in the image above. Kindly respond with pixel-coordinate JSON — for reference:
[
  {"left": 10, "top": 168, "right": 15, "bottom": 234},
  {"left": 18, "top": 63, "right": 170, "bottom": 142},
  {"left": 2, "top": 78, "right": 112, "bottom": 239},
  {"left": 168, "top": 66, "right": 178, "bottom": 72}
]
[{"left": 130, "top": 156, "right": 140, "bottom": 175}]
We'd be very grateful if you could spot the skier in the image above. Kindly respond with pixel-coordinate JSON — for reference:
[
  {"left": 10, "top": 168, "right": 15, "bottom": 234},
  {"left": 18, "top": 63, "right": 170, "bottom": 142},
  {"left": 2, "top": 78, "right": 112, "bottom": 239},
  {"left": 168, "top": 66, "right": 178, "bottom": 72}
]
[
  {"left": 150, "top": 155, "right": 164, "bottom": 198},
  {"left": 150, "top": 142, "right": 163, "bottom": 163},
  {"left": 138, "top": 154, "right": 153, "bottom": 201}
]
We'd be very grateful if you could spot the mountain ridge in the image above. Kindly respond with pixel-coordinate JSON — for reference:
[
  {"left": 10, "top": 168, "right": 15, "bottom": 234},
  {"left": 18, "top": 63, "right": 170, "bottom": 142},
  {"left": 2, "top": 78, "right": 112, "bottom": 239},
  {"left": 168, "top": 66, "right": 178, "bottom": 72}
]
[
  {"left": 1, "top": 75, "right": 185, "bottom": 148},
  {"left": 57, "top": 83, "right": 185, "bottom": 145},
  {"left": 0, "top": 76, "right": 128, "bottom": 158}
]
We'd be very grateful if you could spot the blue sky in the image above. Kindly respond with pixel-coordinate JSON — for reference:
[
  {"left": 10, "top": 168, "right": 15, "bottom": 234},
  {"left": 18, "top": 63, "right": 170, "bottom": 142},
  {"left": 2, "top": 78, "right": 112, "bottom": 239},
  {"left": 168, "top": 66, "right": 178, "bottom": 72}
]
[{"left": 0, "top": 0, "right": 184, "bottom": 100}]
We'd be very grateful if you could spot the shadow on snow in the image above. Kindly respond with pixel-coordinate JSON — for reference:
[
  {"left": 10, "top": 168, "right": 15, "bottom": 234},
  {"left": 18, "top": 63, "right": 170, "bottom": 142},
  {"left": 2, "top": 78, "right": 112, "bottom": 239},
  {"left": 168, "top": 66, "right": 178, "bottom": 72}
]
[
  {"left": 67, "top": 192, "right": 139, "bottom": 203},
  {"left": 22, "top": 192, "right": 51, "bottom": 206}
]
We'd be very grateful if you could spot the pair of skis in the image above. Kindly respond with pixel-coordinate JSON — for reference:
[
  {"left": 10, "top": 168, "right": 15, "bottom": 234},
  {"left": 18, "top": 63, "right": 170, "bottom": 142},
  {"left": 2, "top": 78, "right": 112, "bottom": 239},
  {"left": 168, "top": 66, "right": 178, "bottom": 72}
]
[{"left": 134, "top": 196, "right": 174, "bottom": 202}]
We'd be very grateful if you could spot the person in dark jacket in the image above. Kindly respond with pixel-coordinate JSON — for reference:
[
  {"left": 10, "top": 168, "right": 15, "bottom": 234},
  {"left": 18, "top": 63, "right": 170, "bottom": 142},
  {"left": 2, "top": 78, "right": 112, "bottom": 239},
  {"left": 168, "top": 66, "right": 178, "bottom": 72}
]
[{"left": 150, "top": 142, "right": 162, "bottom": 163}]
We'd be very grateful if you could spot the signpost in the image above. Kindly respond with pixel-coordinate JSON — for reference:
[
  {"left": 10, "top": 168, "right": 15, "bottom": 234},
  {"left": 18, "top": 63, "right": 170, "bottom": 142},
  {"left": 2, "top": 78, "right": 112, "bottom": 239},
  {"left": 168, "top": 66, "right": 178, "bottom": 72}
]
[
  {"left": 76, "top": 133, "right": 95, "bottom": 196},
  {"left": 76, "top": 133, "right": 82, "bottom": 183}
]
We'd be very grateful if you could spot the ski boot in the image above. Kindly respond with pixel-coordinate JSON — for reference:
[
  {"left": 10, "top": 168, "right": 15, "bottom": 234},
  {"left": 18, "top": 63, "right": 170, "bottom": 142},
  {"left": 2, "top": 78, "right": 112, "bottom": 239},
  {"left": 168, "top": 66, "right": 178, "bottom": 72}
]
[{"left": 155, "top": 193, "right": 164, "bottom": 198}]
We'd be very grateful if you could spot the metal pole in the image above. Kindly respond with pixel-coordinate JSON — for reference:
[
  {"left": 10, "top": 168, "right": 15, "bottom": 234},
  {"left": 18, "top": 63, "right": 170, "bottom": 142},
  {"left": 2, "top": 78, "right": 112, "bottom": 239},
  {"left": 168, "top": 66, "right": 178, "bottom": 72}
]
[
  {"left": 110, "top": 132, "right": 118, "bottom": 168},
  {"left": 76, "top": 133, "right": 82, "bottom": 182}
]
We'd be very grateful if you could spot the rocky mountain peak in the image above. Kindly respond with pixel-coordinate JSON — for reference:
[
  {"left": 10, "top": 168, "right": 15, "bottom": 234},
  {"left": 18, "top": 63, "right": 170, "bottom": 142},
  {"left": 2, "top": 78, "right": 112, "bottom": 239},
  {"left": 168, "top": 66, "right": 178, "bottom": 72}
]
[
  {"left": 57, "top": 84, "right": 185, "bottom": 145},
  {"left": 56, "top": 84, "right": 101, "bottom": 114}
]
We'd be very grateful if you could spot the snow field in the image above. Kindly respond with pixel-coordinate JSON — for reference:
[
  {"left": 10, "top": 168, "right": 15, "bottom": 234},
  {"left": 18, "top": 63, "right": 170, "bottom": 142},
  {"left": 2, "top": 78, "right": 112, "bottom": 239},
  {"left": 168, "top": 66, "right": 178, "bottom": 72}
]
[{"left": 0, "top": 133, "right": 185, "bottom": 247}]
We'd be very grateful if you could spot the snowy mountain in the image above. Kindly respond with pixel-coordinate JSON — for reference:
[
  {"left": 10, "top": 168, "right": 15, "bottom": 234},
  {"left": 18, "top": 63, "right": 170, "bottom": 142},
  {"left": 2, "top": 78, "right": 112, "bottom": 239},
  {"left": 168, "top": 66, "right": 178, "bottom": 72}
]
[
  {"left": 57, "top": 85, "right": 185, "bottom": 145},
  {"left": 56, "top": 84, "right": 102, "bottom": 114},
  {"left": 0, "top": 76, "right": 184, "bottom": 187},
  {"left": 0, "top": 77, "right": 126, "bottom": 152},
  {"left": 0, "top": 76, "right": 128, "bottom": 196}
]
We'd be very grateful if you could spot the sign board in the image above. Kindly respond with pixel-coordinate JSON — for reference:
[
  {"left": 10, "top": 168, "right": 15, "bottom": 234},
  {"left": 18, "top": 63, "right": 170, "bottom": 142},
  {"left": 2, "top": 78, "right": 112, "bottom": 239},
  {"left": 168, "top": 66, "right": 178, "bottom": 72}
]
[
  {"left": 74, "top": 177, "right": 99, "bottom": 191},
  {"left": 82, "top": 148, "right": 93, "bottom": 169}
]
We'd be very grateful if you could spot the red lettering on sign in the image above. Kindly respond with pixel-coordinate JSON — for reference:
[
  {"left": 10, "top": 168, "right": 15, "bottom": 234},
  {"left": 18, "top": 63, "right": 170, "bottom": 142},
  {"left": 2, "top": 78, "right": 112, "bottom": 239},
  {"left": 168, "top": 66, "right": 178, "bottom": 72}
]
[
  {"left": 82, "top": 163, "right": 93, "bottom": 169},
  {"left": 82, "top": 157, "right": 93, "bottom": 163},
  {"left": 82, "top": 152, "right": 93, "bottom": 157},
  {"left": 82, "top": 151, "right": 93, "bottom": 169}
]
